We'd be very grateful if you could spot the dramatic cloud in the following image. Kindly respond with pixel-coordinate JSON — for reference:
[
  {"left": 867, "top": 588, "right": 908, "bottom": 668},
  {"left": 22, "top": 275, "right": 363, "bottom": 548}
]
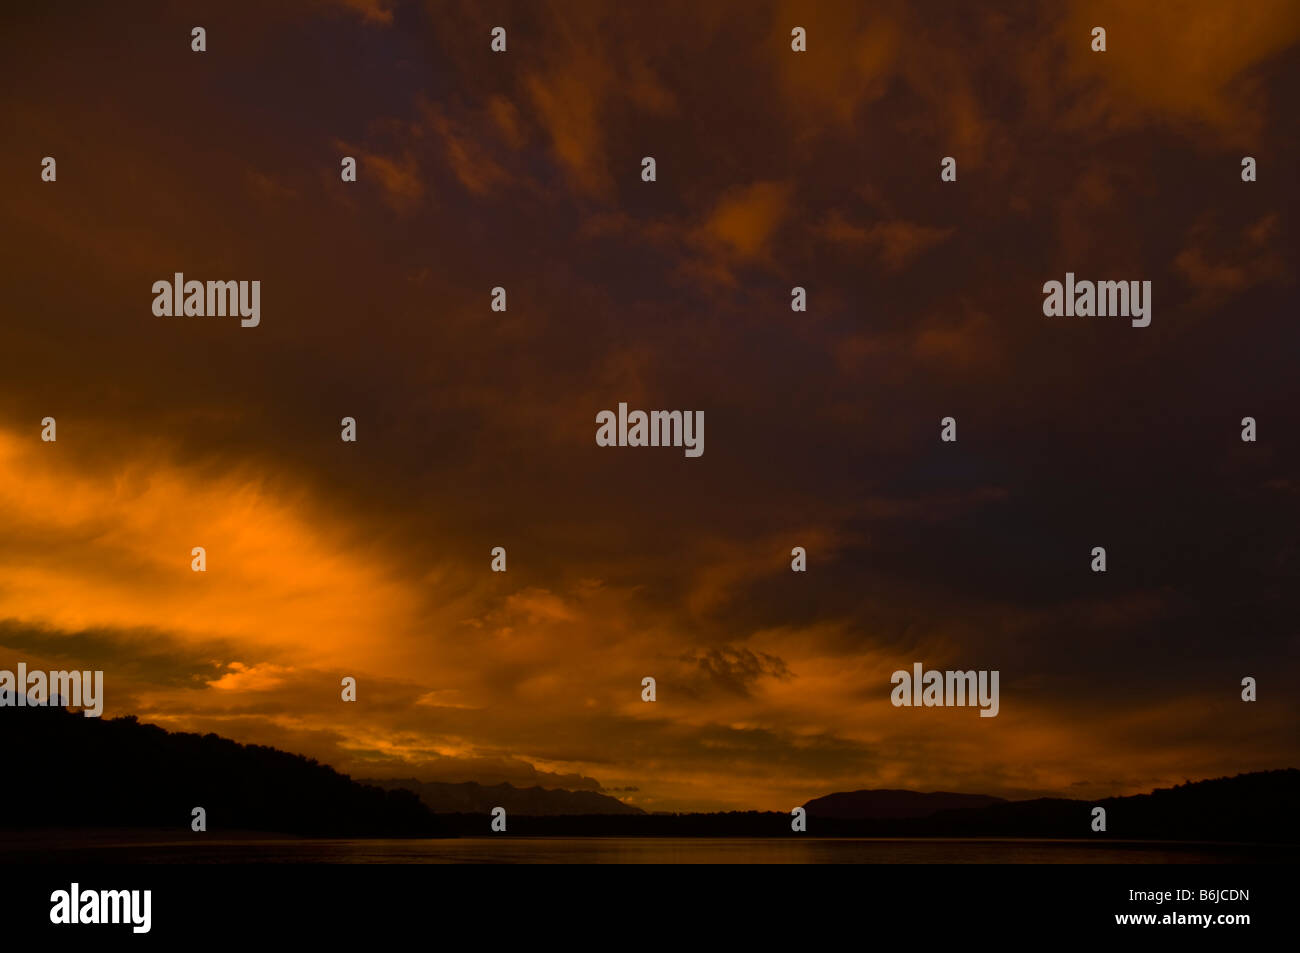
[{"left": 0, "top": 0, "right": 1295, "bottom": 811}]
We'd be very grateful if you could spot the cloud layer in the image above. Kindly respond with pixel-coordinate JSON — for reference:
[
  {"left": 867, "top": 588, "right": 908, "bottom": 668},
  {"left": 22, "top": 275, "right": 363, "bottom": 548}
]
[{"left": 0, "top": 0, "right": 1296, "bottom": 811}]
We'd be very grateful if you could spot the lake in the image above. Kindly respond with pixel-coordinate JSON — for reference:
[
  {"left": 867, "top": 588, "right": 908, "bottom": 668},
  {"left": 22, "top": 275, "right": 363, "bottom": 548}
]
[{"left": 3, "top": 832, "right": 1291, "bottom": 863}]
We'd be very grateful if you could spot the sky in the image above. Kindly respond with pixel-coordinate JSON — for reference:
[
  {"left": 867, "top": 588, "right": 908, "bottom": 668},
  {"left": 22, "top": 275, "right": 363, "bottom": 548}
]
[{"left": 1, "top": 0, "right": 1297, "bottom": 812}]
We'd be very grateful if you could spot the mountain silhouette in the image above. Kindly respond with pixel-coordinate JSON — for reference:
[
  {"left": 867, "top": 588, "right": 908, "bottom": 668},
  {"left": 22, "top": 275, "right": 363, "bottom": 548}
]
[
  {"left": 0, "top": 704, "right": 440, "bottom": 837},
  {"left": 902, "top": 769, "right": 1300, "bottom": 842},
  {"left": 803, "top": 789, "right": 1005, "bottom": 819},
  {"left": 365, "top": 777, "right": 644, "bottom": 815},
  {"left": 4, "top": 703, "right": 1295, "bottom": 843},
  {"left": 431, "top": 770, "right": 1300, "bottom": 840}
]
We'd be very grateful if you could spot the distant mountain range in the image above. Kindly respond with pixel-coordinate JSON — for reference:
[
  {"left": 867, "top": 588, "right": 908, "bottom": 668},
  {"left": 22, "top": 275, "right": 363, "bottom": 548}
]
[
  {"left": 432, "top": 771, "right": 1300, "bottom": 840},
  {"left": 365, "top": 777, "right": 644, "bottom": 815},
  {"left": 803, "top": 789, "right": 1005, "bottom": 819},
  {"left": 3, "top": 704, "right": 1296, "bottom": 842},
  {"left": 793, "top": 774, "right": 1300, "bottom": 841}
]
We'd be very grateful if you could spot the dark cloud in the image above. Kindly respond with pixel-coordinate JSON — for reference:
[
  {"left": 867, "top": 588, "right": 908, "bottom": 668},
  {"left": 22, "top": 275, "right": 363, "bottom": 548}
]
[
  {"left": 0, "top": 0, "right": 1295, "bottom": 809},
  {"left": 682, "top": 646, "right": 794, "bottom": 697}
]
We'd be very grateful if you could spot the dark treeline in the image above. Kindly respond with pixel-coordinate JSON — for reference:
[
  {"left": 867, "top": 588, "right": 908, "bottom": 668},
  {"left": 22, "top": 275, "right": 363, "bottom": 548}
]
[
  {"left": 1, "top": 705, "right": 441, "bottom": 837},
  {"left": 367, "top": 777, "right": 644, "bottom": 815},
  {"left": 5, "top": 704, "right": 1296, "bottom": 842},
  {"left": 908, "top": 770, "right": 1300, "bottom": 842},
  {"left": 436, "top": 770, "right": 1300, "bottom": 841}
]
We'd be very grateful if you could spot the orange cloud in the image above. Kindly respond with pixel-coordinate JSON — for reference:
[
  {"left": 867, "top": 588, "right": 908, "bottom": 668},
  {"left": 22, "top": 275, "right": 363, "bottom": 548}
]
[
  {"left": 816, "top": 211, "right": 956, "bottom": 270},
  {"left": 699, "top": 182, "right": 792, "bottom": 261},
  {"left": 425, "top": 105, "right": 512, "bottom": 196},
  {"left": 1061, "top": 0, "right": 1300, "bottom": 138},
  {"left": 357, "top": 150, "right": 425, "bottom": 210},
  {"left": 526, "top": 48, "right": 616, "bottom": 196},
  {"left": 0, "top": 429, "right": 422, "bottom": 671},
  {"left": 327, "top": 0, "right": 394, "bottom": 25},
  {"left": 207, "top": 662, "right": 295, "bottom": 692}
]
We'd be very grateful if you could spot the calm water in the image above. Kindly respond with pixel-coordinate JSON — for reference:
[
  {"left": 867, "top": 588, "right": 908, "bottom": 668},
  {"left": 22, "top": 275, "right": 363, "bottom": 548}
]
[{"left": 3, "top": 833, "right": 1291, "bottom": 864}]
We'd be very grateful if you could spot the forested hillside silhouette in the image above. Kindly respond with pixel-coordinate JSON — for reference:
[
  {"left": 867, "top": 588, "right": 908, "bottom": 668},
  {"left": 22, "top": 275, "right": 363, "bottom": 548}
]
[
  {"left": 367, "top": 777, "right": 643, "bottom": 815},
  {"left": 5, "top": 703, "right": 1295, "bottom": 843},
  {"left": 1, "top": 705, "right": 439, "bottom": 836}
]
